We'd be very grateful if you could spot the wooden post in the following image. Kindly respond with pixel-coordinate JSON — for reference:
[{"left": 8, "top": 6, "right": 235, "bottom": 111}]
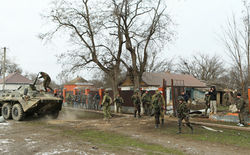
[
  {"left": 163, "top": 79, "right": 167, "bottom": 111},
  {"left": 171, "top": 79, "right": 176, "bottom": 116},
  {"left": 2, "top": 47, "right": 6, "bottom": 91},
  {"left": 248, "top": 87, "right": 250, "bottom": 114}
]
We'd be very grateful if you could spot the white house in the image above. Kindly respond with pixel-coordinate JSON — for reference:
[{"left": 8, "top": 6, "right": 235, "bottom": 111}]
[{"left": 0, "top": 73, "right": 32, "bottom": 90}]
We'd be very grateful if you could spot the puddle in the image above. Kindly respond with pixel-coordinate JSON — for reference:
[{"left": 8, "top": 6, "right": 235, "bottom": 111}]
[
  {"left": 0, "top": 122, "right": 10, "bottom": 129},
  {"left": 0, "top": 139, "right": 15, "bottom": 145},
  {"left": 35, "top": 148, "right": 88, "bottom": 155}
]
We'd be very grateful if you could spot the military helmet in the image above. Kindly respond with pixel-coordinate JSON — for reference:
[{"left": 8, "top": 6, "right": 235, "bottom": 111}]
[
  {"left": 177, "top": 96, "right": 184, "bottom": 101},
  {"left": 104, "top": 90, "right": 109, "bottom": 94},
  {"left": 134, "top": 90, "right": 139, "bottom": 93}
]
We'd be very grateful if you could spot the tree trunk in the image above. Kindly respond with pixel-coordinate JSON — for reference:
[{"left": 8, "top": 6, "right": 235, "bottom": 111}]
[{"left": 111, "top": 70, "right": 119, "bottom": 113}]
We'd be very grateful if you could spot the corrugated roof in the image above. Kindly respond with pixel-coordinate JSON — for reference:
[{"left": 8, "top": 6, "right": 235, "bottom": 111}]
[
  {"left": 142, "top": 72, "right": 206, "bottom": 88},
  {"left": 0, "top": 72, "right": 32, "bottom": 84}
]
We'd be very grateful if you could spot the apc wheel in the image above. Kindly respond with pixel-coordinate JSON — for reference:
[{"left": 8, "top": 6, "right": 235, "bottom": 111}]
[
  {"left": 2, "top": 103, "right": 12, "bottom": 119},
  {"left": 11, "top": 104, "right": 24, "bottom": 121},
  {"left": 49, "top": 111, "right": 59, "bottom": 119}
]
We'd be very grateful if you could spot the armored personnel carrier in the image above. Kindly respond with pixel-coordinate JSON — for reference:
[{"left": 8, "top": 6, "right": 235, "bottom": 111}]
[{"left": 0, "top": 78, "right": 62, "bottom": 121}]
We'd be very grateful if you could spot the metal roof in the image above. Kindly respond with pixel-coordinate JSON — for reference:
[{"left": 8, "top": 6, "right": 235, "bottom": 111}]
[
  {"left": 142, "top": 72, "right": 207, "bottom": 87},
  {"left": 0, "top": 73, "right": 32, "bottom": 84}
]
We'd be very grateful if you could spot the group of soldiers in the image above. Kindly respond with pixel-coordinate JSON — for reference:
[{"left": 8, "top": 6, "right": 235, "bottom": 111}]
[
  {"left": 131, "top": 90, "right": 166, "bottom": 128},
  {"left": 101, "top": 89, "right": 193, "bottom": 133},
  {"left": 204, "top": 86, "right": 248, "bottom": 127},
  {"left": 39, "top": 72, "right": 193, "bottom": 133},
  {"left": 65, "top": 92, "right": 101, "bottom": 110},
  {"left": 101, "top": 91, "right": 124, "bottom": 120},
  {"left": 39, "top": 71, "right": 193, "bottom": 133}
]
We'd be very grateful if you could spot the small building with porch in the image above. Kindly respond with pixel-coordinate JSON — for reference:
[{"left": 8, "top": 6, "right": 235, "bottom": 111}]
[
  {"left": 61, "top": 76, "right": 96, "bottom": 100},
  {"left": 118, "top": 72, "right": 207, "bottom": 113}
]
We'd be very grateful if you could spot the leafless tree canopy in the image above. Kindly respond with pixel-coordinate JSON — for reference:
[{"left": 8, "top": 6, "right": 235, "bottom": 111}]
[
  {"left": 41, "top": 0, "right": 174, "bottom": 94},
  {"left": 176, "top": 53, "right": 225, "bottom": 82},
  {"left": 114, "top": 0, "right": 174, "bottom": 89},
  {"left": 0, "top": 54, "right": 22, "bottom": 76},
  {"left": 146, "top": 51, "right": 175, "bottom": 73},
  {"left": 220, "top": 1, "right": 250, "bottom": 95}
]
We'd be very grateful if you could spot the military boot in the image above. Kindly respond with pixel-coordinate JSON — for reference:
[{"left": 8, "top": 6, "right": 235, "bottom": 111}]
[
  {"left": 191, "top": 127, "right": 194, "bottom": 134},
  {"left": 155, "top": 124, "right": 159, "bottom": 128},
  {"left": 177, "top": 126, "right": 181, "bottom": 134},
  {"left": 138, "top": 113, "right": 141, "bottom": 118},
  {"left": 161, "top": 119, "right": 164, "bottom": 126},
  {"left": 187, "top": 123, "right": 193, "bottom": 134}
]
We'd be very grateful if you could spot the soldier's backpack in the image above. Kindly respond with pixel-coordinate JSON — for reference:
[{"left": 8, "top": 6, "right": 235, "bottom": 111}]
[
  {"left": 103, "top": 95, "right": 111, "bottom": 106},
  {"left": 153, "top": 95, "right": 161, "bottom": 111}
]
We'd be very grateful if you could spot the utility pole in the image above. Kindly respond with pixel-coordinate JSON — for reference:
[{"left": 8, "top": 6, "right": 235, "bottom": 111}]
[{"left": 2, "top": 47, "right": 6, "bottom": 91}]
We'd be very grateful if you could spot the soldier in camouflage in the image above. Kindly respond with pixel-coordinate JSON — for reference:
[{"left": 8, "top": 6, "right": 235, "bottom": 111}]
[
  {"left": 177, "top": 96, "right": 193, "bottom": 134},
  {"left": 142, "top": 91, "right": 152, "bottom": 116},
  {"left": 39, "top": 72, "right": 53, "bottom": 92},
  {"left": 101, "top": 91, "right": 112, "bottom": 120},
  {"left": 235, "top": 93, "right": 248, "bottom": 127},
  {"left": 204, "top": 92, "right": 210, "bottom": 116},
  {"left": 152, "top": 90, "right": 165, "bottom": 128},
  {"left": 131, "top": 91, "right": 141, "bottom": 118},
  {"left": 114, "top": 94, "right": 124, "bottom": 113}
]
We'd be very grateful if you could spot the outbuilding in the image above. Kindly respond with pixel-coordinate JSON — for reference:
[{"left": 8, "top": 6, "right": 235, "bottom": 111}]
[{"left": 0, "top": 72, "right": 32, "bottom": 90}]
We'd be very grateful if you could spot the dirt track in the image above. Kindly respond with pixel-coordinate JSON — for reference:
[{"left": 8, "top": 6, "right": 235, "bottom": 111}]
[{"left": 0, "top": 108, "right": 249, "bottom": 155}]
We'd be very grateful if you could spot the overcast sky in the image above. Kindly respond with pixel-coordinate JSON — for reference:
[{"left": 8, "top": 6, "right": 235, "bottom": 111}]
[{"left": 0, "top": 0, "right": 244, "bottom": 83}]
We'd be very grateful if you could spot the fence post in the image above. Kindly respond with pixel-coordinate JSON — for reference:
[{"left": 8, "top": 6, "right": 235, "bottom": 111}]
[{"left": 171, "top": 79, "right": 176, "bottom": 116}]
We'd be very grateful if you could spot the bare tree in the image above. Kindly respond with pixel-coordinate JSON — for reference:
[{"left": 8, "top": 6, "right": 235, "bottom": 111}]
[
  {"left": 0, "top": 54, "right": 22, "bottom": 75},
  {"left": 176, "top": 53, "right": 225, "bottom": 82},
  {"left": 114, "top": 0, "right": 174, "bottom": 90},
  {"left": 221, "top": 1, "right": 250, "bottom": 96},
  {"left": 146, "top": 51, "right": 175, "bottom": 73},
  {"left": 41, "top": 0, "right": 125, "bottom": 97},
  {"left": 242, "top": 0, "right": 250, "bottom": 92}
]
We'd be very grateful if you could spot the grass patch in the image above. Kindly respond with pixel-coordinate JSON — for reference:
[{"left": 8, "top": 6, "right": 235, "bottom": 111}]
[
  {"left": 217, "top": 105, "right": 230, "bottom": 112},
  {"left": 62, "top": 129, "right": 184, "bottom": 155},
  {"left": 160, "top": 121, "right": 250, "bottom": 148}
]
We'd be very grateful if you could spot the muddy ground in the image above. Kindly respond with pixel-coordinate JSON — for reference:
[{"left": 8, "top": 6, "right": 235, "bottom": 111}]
[{"left": 0, "top": 107, "right": 250, "bottom": 155}]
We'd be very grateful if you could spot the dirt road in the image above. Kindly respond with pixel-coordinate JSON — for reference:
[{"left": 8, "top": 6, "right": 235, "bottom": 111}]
[{"left": 0, "top": 108, "right": 249, "bottom": 155}]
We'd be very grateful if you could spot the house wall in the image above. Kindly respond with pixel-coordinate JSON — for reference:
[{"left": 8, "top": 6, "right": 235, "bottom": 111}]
[
  {"left": 193, "top": 89, "right": 205, "bottom": 100},
  {"left": 64, "top": 85, "right": 77, "bottom": 92},
  {"left": 0, "top": 84, "right": 30, "bottom": 90}
]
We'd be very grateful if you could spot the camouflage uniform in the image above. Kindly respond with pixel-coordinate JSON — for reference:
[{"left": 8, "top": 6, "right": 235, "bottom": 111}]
[
  {"left": 152, "top": 91, "right": 165, "bottom": 126},
  {"left": 236, "top": 97, "right": 248, "bottom": 126},
  {"left": 152, "top": 91, "right": 165, "bottom": 128},
  {"left": 101, "top": 92, "right": 112, "bottom": 120},
  {"left": 39, "top": 72, "right": 53, "bottom": 92},
  {"left": 177, "top": 96, "right": 193, "bottom": 134},
  {"left": 114, "top": 95, "right": 124, "bottom": 113},
  {"left": 131, "top": 92, "right": 141, "bottom": 118},
  {"left": 204, "top": 94, "right": 210, "bottom": 116},
  {"left": 142, "top": 92, "right": 152, "bottom": 115}
]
